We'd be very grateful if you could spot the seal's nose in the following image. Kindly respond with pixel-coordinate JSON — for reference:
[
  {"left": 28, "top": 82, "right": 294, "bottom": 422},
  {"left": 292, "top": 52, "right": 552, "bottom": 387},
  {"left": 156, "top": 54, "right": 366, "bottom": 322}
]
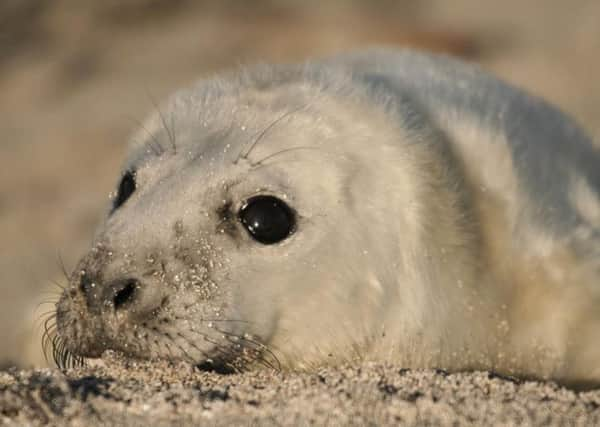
[
  {"left": 106, "top": 278, "right": 139, "bottom": 311},
  {"left": 79, "top": 272, "right": 139, "bottom": 313}
]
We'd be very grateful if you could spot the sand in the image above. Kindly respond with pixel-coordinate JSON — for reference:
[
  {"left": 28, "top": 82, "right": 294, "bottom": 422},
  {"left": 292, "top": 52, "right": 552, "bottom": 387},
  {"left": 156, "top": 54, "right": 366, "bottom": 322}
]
[{"left": 3, "top": 355, "right": 600, "bottom": 426}]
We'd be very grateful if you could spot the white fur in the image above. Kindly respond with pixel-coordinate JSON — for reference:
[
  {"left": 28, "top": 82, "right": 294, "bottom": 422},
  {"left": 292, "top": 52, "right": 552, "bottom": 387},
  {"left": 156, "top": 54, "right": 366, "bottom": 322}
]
[{"left": 57, "top": 49, "right": 600, "bottom": 387}]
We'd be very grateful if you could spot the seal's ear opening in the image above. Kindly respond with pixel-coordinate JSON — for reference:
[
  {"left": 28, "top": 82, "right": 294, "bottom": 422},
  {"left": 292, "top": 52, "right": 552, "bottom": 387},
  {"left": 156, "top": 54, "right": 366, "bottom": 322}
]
[
  {"left": 112, "top": 170, "right": 136, "bottom": 212},
  {"left": 238, "top": 195, "right": 295, "bottom": 244}
]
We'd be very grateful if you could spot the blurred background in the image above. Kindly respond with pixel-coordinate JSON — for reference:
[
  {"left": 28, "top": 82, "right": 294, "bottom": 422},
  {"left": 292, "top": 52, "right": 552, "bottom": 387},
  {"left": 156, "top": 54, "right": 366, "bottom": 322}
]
[{"left": 1, "top": 0, "right": 599, "bottom": 368}]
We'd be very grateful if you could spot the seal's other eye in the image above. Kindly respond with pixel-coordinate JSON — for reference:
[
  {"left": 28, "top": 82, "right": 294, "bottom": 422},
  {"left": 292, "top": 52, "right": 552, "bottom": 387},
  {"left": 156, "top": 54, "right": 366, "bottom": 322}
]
[
  {"left": 113, "top": 170, "right": 136, "bottom": 211},
  {"left": 239, "top": 195, "right": 295, "bottom": 244}
]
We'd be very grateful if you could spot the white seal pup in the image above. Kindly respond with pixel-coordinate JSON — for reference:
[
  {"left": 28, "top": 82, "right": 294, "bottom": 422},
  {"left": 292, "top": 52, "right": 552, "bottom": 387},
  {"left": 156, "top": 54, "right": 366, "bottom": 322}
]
[{"left": 53, "top": 49, "right": 600, "bottom": 387}]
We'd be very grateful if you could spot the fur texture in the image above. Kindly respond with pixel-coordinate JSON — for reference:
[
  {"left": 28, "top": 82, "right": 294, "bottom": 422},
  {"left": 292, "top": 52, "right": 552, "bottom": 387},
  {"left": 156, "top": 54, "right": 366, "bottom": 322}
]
[{"left": 55, "top": 49, "right": 600, "bottom": 386}]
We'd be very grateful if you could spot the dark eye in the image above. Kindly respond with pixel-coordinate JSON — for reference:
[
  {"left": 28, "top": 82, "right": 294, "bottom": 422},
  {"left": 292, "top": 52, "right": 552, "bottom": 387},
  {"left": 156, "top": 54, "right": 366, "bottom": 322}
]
[
  {"left": 113, "top": 170, "right": 136, "bottom": 211},
  {"left": 238, "top": 195, "right": 295, "bottom": 244}
]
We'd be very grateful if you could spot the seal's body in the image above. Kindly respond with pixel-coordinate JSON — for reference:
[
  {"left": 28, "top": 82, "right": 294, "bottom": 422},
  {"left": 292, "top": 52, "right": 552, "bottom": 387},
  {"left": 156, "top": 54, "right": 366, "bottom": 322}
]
[{"left": 55, "top": 49, "right": 600, "bottom": 386}]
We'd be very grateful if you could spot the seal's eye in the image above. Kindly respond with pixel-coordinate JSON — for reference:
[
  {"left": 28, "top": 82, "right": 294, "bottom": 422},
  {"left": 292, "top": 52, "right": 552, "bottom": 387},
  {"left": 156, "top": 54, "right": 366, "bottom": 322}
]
[
  {"left": 239, "top": 195, "right": 295, "bottom": 244},
  {"left": 113, "top": 170, "right": 136, "bottom": 211}
]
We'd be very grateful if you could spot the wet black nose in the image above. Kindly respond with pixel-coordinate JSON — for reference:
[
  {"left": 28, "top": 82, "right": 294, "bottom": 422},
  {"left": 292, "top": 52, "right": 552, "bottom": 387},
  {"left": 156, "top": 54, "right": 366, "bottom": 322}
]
[
  {"left": 107, "top": 279, "right": 139, "bottom": 310},
  {"left": 79, "top": 273, "right": 139, "bottom": 312}
]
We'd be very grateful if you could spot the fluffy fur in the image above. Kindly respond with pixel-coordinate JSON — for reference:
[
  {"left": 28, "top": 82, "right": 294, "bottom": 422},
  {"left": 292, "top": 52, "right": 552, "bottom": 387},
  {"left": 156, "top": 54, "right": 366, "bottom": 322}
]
[{"left": 55, "top": 49, "right": 600, "bottom": 387}]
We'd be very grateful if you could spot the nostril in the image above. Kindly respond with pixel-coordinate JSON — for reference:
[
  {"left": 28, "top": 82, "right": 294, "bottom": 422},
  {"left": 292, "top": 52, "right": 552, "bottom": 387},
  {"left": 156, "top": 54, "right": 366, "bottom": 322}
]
[
  {"left": 79, "top": 272, "right": 94, "bottom": 295},
  {"left": 112, "top": 279, "right": 138, "bottom": 310}
]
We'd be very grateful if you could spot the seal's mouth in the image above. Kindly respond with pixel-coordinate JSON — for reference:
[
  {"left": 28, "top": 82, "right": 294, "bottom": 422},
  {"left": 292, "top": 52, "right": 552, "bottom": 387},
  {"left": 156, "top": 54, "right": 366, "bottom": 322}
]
[{"left": 49, "top": 284, "right": 281, "bottom": 373}]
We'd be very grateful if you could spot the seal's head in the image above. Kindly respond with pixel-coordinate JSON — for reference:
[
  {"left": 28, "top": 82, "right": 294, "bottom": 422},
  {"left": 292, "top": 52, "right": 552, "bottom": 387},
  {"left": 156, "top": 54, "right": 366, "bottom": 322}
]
[{"left": 54, "top": 63, "right": 490, "bottom": 372}]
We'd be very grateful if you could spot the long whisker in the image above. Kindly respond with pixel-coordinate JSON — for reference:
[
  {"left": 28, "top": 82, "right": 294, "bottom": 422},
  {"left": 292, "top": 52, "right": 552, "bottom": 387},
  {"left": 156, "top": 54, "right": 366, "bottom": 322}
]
[
  {"left": 170, "top": 339, "right": 197, "bottom": 364},
  {"left": 250, "top": 146, "right": 321, "bottom": 168},
  {"left": 200, "top": 318, "right": 253, "bottom": 324},
  {"left": 35, "top": 300, "right": 59, "bottom": 313},
  {"left": 49, "top": 279, "right": 65, "bottom": 291},
  {"left": 57, "top": 252, "right": 70, "bottom": 282},
  {"left": 148, "top": 93, "right": 177, "bottom": 154},
  {"left": 174, "top": 331, "right": 208, "bottom": 362},
  {"left": 213, "top": 325, "right": 281, "bottom": 371},
  {"left": 34, "top": 309, "right": 57, "bottom": 331},
  {"left": 201, "top": 334, "right": 245, "bottom": 372},
  {"left": 235, "top": 94, "right": 322, "bottom": 164},
  {"left": 169, "top": 113, "right": 177, "bottom": 153},
  {"left": 126, "top": 116, "right": 165, "bottom": 157},
  {"left": 43, "top": 312, "right": 85, "bottom": 369},
  {"left": 169, "top": 322, "right": 267, "bottom": 373},
  {"left": 41, "top": 315, "right": 57, "bottom": 359}
]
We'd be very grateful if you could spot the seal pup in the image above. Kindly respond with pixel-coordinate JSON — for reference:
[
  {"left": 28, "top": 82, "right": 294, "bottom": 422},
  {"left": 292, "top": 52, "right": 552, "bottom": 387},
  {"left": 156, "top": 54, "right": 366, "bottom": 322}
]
[{"left": 52, "top": 49, "right": 600, "bottom": 387}]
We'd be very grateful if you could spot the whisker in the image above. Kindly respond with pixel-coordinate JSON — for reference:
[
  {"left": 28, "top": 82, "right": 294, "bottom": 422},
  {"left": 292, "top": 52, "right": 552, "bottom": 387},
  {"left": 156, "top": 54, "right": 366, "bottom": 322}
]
[
  {"left": 34, "top": 310, "right": 56, "bottom": 332},
  {"left": 200, "top": 335, "right": 246, "bottom": 374},
  {"left": 170, "top": 113, "right": 177, "bottom": 153},
  {"left": 213, "top": 325, "right": 281, "bottom": 372},
  {"left": 174, "top": 331, "right": 207, "bottom": 363},
  {"left": 52, "top": 334, "right": 64, "bottom": 368},
  {"left": 57, "top": 252, "right": 70, "bottom": 282},
  {"left": 148, "top": 93, "right": 177, "bottom": 154},
  {"left": 41, "top": 328, "right": 56, "bottom": 352},
  {"left": 202, "top": 333, "right": 241, "bottom": 360},
  {"left": 176, "top": 327, "right": 248, "bottom": 373},
  {"left": 163, "top": 340, "right": 176, "bottom": 360},
  {"left": 155, "top": 330, "right": 180, "bottom": 362},
  {"left": 43, "top": 314, "right": 84, "bottom": 370},
  {"left": 126, "top": 116, "right": 165, "bottom": 156},
  {"left": 49, "top": 279, "right": 66, "bottom": 292},
  {"left": 41, "top": 321, "right": 56, "bottom": 364},
  {"left": 200, "top": 318, "right": 252, "bottom": 324},
  {"left": 43, "top": 314, "right": 56, "bottom": 331},
  {"left": 34, "top": 301, "right": 58, "bottom": 314},
  {"left": 250, "top": 146, "right": 321, "bottom": 167},
  {"left": 175, "top": 300, "right": 280, "bottom": 371},
  {"left": 39, "top": 313, "right": 56, "bottom": 340},
  {"left": 235, "top": 96, "right": 321, "bottom": 164}
]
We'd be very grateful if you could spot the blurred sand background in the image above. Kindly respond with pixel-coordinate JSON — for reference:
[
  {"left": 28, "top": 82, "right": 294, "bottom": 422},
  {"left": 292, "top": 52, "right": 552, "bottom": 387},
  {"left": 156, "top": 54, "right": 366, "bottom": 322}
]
[{"left": 1, "top": 0, "right": 600, "bottom": 369}]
